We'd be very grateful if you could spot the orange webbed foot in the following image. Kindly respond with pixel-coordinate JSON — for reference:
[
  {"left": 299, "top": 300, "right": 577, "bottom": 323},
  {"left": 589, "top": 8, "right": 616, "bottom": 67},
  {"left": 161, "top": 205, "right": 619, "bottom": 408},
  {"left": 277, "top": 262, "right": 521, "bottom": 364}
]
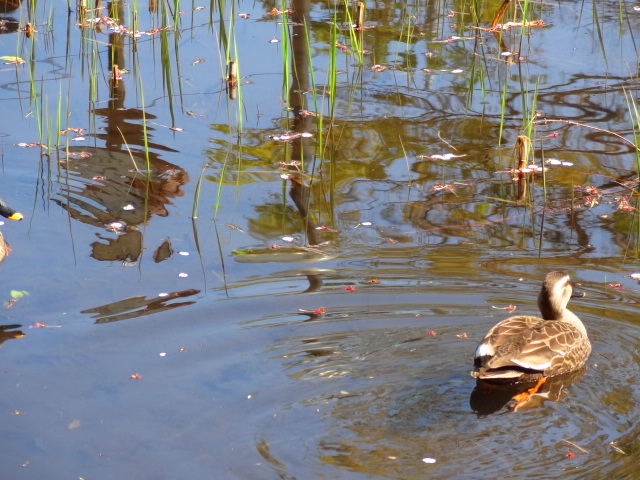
[{"left": 509, "top": 377, "right": 547, "bottom": 406}]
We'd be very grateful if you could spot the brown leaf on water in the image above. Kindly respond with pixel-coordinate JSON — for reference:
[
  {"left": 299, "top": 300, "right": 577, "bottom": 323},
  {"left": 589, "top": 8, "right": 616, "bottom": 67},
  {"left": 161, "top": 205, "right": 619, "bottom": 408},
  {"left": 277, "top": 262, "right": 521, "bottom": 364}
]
[
  {"left": 14, "top": 142, "right": 47, "bottom": 148},
  {"left": 563, "top": 439, "right": 588, "bottom": 454},
  {"left": 299, "top": 307, "right": 326, "bottom": 315},
  {"left": 22, "top": 23, "right": 36, "bottom": 37},
  {"left": 609, "top": 441, "right": 626, "bottom": 454},
  {"left": 492, "top": 304, "right": 516, "bottom": 312},
  {"left": 225, "top": 223, "right": 243, "bottom": 232},
  {"left": 67, "top": 419, "right": 81, "bottom": 430}
]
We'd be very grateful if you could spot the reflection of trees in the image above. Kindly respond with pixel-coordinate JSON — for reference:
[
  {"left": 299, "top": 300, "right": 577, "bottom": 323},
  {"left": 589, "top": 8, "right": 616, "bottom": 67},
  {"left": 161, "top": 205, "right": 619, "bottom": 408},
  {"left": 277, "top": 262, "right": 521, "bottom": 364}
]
[
  {"left": 81, "top": 288, "right": 200, "bottom": 323},
  {"left": 0, "top": 0, "right": 19, "bottom": 14},
  {"left": 196, "top": 0, "right": 640, "bottom": 262},
  {"left": 54, "top": 0, "right": 188, "bottom": 263}
]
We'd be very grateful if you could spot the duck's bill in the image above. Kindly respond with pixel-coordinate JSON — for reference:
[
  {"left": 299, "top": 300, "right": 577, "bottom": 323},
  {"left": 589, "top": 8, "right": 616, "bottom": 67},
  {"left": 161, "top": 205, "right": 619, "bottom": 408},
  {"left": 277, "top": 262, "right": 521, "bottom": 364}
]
[{"left": 571, "top": 287, "right": 586, "bottom": 298}]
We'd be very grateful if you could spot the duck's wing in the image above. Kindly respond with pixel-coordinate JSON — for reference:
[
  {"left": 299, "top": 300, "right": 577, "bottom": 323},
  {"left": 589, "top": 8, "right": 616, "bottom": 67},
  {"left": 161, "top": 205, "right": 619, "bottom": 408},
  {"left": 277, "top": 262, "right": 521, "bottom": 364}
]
[
  {"left": 475, "top": 316, "right": 542, "bottom": 361},
  {"left": 485, "top": 321, "right": 587, "bottom": 372}
]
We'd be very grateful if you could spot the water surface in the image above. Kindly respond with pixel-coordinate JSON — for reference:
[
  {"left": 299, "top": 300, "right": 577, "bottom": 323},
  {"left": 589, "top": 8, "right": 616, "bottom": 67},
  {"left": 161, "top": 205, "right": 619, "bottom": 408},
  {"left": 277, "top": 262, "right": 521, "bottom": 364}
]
[{"left": 0, "top": 0, "right": 639, "bottom": 478}]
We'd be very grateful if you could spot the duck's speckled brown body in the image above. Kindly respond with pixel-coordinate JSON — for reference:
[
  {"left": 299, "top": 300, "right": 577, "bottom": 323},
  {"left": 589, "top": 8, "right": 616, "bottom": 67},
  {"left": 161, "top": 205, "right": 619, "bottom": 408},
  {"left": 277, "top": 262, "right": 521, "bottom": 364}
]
[{"left": 472, "top": 271, "right": 591, "bottom": 382}]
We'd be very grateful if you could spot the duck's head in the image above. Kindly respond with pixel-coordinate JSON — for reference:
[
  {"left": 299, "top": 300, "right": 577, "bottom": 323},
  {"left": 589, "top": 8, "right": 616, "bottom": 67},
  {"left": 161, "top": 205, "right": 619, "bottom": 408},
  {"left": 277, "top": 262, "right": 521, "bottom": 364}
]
[{"left": 537, "top": 271, "right": 573, "bottom": 320}]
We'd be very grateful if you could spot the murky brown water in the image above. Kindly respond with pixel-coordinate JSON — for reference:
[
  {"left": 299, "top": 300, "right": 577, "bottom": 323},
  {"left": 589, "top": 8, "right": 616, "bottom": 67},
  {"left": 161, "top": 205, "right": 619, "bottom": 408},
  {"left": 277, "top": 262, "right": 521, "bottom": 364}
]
[{"left": 0, "top": 0, "right": 639, "bottom": 478}]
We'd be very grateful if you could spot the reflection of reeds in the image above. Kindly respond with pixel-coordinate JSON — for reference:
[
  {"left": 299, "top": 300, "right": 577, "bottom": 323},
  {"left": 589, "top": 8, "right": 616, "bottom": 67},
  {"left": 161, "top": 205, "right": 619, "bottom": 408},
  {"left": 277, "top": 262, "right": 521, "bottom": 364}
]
[
  {"left": 342, "top": 0, "right": 363, "bottom": 66},
  {"left": 355, "top": 2, "right": 364, "bottom": 30},
  {"left": 624, "top": 89, "right": 640, "bottom": 175},
  {"left": 515, "top": 135, "right": 530, "bottom": 203}
]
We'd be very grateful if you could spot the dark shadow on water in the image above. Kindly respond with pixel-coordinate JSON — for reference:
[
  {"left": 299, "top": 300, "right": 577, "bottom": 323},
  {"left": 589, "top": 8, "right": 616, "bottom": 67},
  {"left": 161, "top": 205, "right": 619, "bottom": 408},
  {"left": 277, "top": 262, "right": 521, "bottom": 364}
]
[
  {"left": 470, "top": 368, "right": 586, "bottom": 416},
  {"left": 81, "top": 288, "right": 200, "bottom": 323},
  {"left": 0, "top": 323, "right": 23, "bottom": 344}
]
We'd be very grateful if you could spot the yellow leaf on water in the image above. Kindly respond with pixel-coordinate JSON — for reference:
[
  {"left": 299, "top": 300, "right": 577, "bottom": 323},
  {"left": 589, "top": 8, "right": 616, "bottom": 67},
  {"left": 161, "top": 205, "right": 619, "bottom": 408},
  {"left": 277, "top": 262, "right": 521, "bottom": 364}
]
[{"left": 0, "top": 56, "right": 26, "bottom": 64}]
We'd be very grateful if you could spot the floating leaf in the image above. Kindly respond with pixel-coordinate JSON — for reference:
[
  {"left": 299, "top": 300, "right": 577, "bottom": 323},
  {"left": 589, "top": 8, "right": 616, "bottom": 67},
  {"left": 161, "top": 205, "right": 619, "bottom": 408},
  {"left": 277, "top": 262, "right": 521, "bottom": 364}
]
[
  {"left": 299, "top": 307, "right": 326, "bottom": 315},
  {"left": 492, "top": 304, "right": 516, "bottom": 311},
  {"left": 0, "top": 56, "right": 26, "bottom": 64}
]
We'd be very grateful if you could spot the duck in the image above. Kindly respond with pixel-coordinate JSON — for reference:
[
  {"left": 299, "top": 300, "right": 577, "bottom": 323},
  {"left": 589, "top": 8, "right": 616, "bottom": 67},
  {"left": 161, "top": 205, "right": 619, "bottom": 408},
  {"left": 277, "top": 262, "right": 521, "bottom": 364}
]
[
  {"left": 0, "top": 199, "right": 23, "bottom": 262},
  {"left": 471, "top": 271, "right": 591, "bottom": 384}
]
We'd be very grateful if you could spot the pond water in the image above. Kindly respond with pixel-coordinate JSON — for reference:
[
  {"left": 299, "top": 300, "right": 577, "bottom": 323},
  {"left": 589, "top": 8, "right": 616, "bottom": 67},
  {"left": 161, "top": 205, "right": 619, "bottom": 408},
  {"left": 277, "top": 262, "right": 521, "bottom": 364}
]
[{"left": 1, "top": 0, "right": 640, "bottom": 478}]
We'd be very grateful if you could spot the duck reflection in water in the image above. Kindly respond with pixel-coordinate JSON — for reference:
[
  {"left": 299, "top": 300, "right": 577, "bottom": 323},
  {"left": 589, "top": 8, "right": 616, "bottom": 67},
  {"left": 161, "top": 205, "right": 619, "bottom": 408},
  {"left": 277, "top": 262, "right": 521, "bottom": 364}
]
[{"left": 470, "top": 368, "right": 586, "bottom": 415}]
